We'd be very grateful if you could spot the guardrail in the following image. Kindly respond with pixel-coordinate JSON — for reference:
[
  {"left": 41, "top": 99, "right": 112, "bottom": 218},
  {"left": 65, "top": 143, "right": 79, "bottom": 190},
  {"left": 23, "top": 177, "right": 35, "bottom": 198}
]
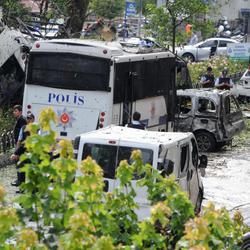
[{"left": 0, "top": 130, "right": 15, "bottom": 153}]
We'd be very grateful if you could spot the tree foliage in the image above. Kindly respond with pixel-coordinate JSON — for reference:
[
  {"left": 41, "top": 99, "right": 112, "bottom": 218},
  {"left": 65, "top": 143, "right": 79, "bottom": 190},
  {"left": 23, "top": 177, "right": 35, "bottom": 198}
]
[
  {"left": 90, "top": 0, "right": 124, "bottom": 20},
  {"left": 2, "top": 0, "right": 30, "bottom": 26},
  {"left": 0, "top": 108, "right": 247, "bottom": 249},
  {"left": 145, "top": 0, "right": 210, "bottom": 51}
]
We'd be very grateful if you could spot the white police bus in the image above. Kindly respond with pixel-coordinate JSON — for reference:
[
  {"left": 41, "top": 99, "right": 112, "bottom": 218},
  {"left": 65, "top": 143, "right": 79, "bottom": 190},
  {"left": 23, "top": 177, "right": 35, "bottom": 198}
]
[{"left": 23, "top": 39, "right": 176, "bottom": 139}]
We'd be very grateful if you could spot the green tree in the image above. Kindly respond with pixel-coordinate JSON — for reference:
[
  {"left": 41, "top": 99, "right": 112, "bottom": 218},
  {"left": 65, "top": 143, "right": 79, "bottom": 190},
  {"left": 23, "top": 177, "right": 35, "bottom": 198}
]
[
  {"left": 90, "top": 0, "right": 124, "bottom": 20},
  {"left": 135, "top": 0, "right": 156, "bottom": 15},
  {"left": 146, "top": 0, "right": 209, "bottom": 52},
  {"left": 2, "top": 0, "right": 30, "bottom": 26},
  {"left": 65, "top": 0, "right": 90, "bottom": 36}
]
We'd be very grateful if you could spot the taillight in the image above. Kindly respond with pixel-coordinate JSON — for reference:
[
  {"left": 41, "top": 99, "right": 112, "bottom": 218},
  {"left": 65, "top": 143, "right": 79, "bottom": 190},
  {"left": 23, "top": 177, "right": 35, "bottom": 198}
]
[{"left": 98, "top": 111, "right": 106, "bottom": 129}]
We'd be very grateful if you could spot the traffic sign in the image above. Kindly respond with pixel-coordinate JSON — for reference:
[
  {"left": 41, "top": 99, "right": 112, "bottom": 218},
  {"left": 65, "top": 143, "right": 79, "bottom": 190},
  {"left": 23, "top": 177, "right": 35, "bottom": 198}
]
[
  {"left": 227, "top": 43, "right": 250, "bottom": 61},
  {"left": 125, "top": 2, "right": 137, "bottom": 16}
]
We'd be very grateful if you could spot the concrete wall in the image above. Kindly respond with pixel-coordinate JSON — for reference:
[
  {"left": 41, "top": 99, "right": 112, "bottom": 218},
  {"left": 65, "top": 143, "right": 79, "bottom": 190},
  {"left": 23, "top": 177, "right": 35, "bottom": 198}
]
[
  {"left": 217, "top": 0, "right": 250, "bottom": 20},
  {"left": 157, "top": 0, "right": 250, "bottom": 20}
]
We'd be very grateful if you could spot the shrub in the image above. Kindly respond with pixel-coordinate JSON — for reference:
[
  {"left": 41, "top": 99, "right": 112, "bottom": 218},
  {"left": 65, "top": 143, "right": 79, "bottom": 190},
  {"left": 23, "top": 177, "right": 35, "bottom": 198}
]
[
  {"left": 188, "top": 56, "right": 248, "bottom": 87},
  {"left": 0, "top": 108, "right": 247, "bottom": 249},
  {"left": 0, "top": 108, "right": 15, "bottom": 134}
]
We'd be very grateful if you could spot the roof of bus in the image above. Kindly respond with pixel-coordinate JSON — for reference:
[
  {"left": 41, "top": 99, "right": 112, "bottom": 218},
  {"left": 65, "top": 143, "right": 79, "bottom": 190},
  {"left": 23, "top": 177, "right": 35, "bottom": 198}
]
[
  {"left": 32, "top": 39, "right": 175, "bottom": 60},
  {"left": 79, "top": 125, "right": 193, "bottom": 147}
]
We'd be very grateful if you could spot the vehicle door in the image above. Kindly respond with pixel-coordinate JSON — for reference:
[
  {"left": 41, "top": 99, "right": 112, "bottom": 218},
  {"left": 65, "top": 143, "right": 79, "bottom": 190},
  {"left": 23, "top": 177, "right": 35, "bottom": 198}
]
[
  {"left": 80, "top": 142, "right": 119, "bottom": 192},
  {"left": 217, "top": 40, "right": 234, "bottom": 56},
  {"left": 222, "top": 94, "right": 245, "bottom": 139},
  {"left": 196, "top": 40, "right": 217, "bottom": 61},
  {"left": 115, "top": 145, "right": 155, "bottom": 220},
  {"left": 177, "top": 143, "right": 190, "bottom": 195},
  {"left": 193, "top": 97, "right": 218, "bottom": 132},
  {"left": 188, "top": 138, "right": 201, "bottom": 206},
  {"left": 175, "top": 95, "right": 194, "bottom": 132}
]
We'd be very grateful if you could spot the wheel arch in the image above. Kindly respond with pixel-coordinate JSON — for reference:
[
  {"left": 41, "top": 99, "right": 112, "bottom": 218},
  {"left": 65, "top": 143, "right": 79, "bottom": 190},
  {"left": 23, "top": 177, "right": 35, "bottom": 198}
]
[{"left": 193, "top": 129, "right": 217, "bottom": 152}]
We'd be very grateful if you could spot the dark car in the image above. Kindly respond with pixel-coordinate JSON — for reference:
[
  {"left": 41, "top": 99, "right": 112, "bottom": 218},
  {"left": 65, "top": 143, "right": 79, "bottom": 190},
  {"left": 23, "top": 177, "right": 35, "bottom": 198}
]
[{"left": 175, "top": 89, "right": 245, "bottom": 152}]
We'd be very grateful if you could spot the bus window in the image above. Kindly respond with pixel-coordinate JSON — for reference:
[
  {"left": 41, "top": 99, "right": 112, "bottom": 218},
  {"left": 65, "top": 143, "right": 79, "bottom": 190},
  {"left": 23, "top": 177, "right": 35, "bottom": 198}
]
[
  {"left": 114, "top": 57, "right": 175, "bottom": 104},
  {"left": 27, "top": 53, "right": 110, "bottom": 91}
]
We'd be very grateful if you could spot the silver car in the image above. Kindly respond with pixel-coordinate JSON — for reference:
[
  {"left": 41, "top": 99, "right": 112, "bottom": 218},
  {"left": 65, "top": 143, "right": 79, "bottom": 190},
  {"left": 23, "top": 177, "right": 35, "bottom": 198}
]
[{"left": 176, "top": 38, "right": 239, "bottom": 62}]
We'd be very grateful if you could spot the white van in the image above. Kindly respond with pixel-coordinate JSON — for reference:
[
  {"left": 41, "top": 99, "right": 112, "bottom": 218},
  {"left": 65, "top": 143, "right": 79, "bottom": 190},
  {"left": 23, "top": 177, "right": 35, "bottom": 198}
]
[{"left": 74, "top": 126, "right": 207, "bottom": 220}]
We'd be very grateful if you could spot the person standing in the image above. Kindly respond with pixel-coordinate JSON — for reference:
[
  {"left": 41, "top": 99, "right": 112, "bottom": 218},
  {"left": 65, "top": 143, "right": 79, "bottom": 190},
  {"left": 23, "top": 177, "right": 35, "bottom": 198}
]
[
  {"left": 246, "top": 64, "right": 250, "bottom": 76},
  {"left": 126, "top": 111, "right": 146, "bottom": 130},
  {"left": 10, "top": 113, "right": 35, "bottom": 191},
  {"left": 11, "top": 105, "right": 27, "bottom": 187},
  {"left": 189, "top": 32, "right": 198, "bottom": 45},
  {"left": 200, "top": 66, "right": 215, "bottom": 88},
  {"left": 215, "top": 68, "right": 234, "bottom": 90},
  {"left": 12, "top": 105, "right": 27, "bottom": 145}
]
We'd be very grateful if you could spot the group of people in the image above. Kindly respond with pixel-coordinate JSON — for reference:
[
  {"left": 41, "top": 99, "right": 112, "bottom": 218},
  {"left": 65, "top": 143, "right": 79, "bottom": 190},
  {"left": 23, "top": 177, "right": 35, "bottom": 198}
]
[
  {"left": 200, "top": 66, "right": 234, "bottom": 90},
  {"left": 10, "top": 105, "right": 35, "bottom": 193}
]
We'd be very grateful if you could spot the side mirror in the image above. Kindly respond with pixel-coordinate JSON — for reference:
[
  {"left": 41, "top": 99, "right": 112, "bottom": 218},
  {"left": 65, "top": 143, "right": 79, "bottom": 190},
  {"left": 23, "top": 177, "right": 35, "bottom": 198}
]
[
  {"left": 198, "top": 155, "right": 207, "bottom": 177},
  {"left": 165, "top": 160, "right": 174, "bottom": 176},
  {"left": 158, "top": 159, "right": 174, "bottom": 177},
  {"left": 199, "top": 155, "right": 207, "bottom": 168}
]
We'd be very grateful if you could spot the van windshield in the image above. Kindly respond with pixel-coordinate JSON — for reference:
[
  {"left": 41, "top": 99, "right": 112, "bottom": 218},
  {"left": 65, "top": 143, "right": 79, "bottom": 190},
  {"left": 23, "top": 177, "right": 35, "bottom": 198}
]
[{"left": 82, "top": 143, "right": 153, "bottom": 179}]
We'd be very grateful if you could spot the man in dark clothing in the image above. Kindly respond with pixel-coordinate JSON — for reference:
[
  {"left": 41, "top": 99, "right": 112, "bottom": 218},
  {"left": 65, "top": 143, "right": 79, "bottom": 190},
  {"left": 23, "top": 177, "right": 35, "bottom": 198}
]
[
  {"left": 215, "top": 68, "right": 233, "bottom": 90},
  {"left": 127, "top": 111, "right": 146, "bottom": 130},
  {"left": 10, "top": 113, "right": 34, "bottom": 191},
  {"left": 200, "top": 67, "right": 215, "bottom": 88},
  {"left": 12, "top": 105, "right": 27, "bottom": 144},
  {"left": 11, "top": 105, "right": 27, "bottom": 187}
]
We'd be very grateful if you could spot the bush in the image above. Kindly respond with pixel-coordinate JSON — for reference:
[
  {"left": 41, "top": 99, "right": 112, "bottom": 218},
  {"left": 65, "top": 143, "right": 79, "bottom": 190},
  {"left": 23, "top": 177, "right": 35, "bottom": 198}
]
[
  {"left": 0, "top": 108, "right": 248, "bottom": 249},
  {"left": 0, "top": 108, "right": 15, "bottom": 134},
  {"left": 188, "top": 56, "right": 249, "bottom": 87}
]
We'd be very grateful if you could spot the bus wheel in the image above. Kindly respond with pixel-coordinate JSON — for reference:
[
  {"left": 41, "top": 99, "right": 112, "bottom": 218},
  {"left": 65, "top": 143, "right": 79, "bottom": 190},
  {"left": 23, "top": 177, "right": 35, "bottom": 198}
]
[{"left": 195, "top": 131, "right": 216, "bottom": 152}]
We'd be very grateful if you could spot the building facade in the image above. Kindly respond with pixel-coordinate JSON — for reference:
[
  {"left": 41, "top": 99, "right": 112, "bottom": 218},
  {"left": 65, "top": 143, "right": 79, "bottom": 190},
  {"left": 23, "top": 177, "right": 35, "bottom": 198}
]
[{"left": 157, "top": 0, "right": 250, "bottom": 34}]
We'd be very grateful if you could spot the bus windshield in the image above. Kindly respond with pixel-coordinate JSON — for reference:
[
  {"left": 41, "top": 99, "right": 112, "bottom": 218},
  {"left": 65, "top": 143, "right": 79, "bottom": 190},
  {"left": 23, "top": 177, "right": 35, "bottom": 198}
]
[{"left": 26, "top": 52, "right": 110, "bottom": 91}]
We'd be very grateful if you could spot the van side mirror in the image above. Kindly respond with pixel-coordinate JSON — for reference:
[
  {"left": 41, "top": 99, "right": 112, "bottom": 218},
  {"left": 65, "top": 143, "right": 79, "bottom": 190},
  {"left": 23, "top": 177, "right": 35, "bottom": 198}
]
[
  {"left": 158, "top": 159, "right": 174, "bottom": 177},
  {"left": 198, "top": 155, "right": 207, "bottom": 168}
]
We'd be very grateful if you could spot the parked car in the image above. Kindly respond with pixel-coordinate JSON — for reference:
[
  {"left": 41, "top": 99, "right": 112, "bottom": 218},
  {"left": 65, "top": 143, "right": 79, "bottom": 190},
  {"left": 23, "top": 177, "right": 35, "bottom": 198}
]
[
  {"left": 74, "top": 125, "right": 207, "bottom": 219},
  {"left": 175, "top": 89, "right": 245, "bottom": 152},
  {"left": 176, "top": 38, "right": 239, "bottom": 62}
]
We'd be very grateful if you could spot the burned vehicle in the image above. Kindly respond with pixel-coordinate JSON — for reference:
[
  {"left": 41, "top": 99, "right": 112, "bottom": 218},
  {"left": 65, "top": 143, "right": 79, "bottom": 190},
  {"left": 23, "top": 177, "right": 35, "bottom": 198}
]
[
  {"left": 0, "top": 24, "right": 32, "bottom": 106},
  {"left": 174, "top": 89, "right": 245, "bottom": 152}
]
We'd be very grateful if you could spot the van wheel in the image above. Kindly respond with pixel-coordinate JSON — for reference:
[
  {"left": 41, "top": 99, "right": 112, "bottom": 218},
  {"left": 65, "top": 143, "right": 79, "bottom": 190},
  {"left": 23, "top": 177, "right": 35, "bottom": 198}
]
[
  {"left": 195, "top": 189, "right": 203, "bottom": 215},
  {"left": 195, "top": 131, "right": 216, "bottom": 152}
]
